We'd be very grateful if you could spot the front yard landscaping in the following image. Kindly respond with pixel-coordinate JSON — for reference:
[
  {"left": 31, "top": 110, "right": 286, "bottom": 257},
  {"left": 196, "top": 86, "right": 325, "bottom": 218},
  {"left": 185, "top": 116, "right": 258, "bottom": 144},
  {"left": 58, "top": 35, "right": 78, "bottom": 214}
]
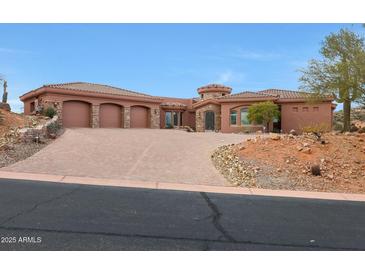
[
  {"left": 212, "top": 131, "right": 365, "bottom": 194},
  {"left": 0, "top": 109, "right": 59, "bottom": 168}
]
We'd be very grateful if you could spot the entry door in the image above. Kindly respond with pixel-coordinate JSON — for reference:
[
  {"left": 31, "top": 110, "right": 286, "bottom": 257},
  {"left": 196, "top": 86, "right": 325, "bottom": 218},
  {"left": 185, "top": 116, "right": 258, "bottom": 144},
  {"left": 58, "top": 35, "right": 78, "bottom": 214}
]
[
  {"left": 205, "top": 111, "right": 215, "bottom": 130},
  {"left": 165, "top": 111, "right": 172, "bottom": 128},
  {"left": 173, "top": 112, "right": 178, "bottom": 126}
]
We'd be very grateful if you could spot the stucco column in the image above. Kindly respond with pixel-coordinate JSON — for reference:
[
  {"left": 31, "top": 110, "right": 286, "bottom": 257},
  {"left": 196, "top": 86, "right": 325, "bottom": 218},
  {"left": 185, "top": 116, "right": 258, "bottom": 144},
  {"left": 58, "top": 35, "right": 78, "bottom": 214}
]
[
  {"left": 124, "top": 106, "right": 130, "bottom": 128},
  {"left": 150, "top": 108, "right": 160, "bottom": 129},
  {"left": 91, "top": 104, "right": 100, "bottom": 128}
]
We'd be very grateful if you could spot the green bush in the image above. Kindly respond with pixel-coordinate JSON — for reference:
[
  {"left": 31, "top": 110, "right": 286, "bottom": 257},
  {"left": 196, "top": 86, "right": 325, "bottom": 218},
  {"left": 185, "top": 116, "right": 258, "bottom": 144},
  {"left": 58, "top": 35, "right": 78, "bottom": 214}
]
[
  {"left": 43, "top": 106, "right": 57, "bottom": 118},
  {"left": 46, "top": 121, "right": 61, "bottom": 135},
  {"left": 247, "top": 101, "right": 280, "bottom": 132}
]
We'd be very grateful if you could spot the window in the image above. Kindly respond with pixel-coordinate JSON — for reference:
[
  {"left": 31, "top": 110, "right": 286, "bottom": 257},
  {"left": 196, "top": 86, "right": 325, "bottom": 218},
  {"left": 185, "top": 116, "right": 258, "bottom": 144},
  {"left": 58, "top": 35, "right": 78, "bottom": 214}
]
[
  {"left": 313, "top": 107, "right": 319, "bottom": 112},
  {"left": 230, "top": 110, "right": 237, "bottom": 125},
  {"left": 240, "top": 108, "right": 250, "bottom": 125},
  {"left": 179, "top": 112, "right": 183, "bottom": 126},
  {"left": 292, "top": 107, "right": 298, "bottom": 112},
  {"left": 30, "top": 102, "right": 35, "bottom": 113},
  {"left": 302, "top": 107, "right": 309, "bottom": 112}
]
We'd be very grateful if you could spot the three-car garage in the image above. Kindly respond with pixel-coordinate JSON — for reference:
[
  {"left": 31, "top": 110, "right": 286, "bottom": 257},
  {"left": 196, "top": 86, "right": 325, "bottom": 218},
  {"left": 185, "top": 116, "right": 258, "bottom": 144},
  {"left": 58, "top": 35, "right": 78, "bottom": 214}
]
[
  {"left": 22, "top": 82, "right": 162, "bottom": 129},
  {"left": 62, "top": 101, "right": 150, "bottom": 128}
]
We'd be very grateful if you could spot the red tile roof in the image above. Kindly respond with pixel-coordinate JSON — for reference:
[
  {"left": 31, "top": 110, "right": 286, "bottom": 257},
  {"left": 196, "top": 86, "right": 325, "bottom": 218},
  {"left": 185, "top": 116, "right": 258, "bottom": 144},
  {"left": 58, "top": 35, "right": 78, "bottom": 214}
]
[
  {"left": 199, "top": 83, "right": 230, "bottom": 88},
  {"left": 160, "top": 102, "right": 187, "bottom": 107},
  {"left": 258, "top": 89, "right": 333, "bottom": 100},
  {"left": 197, "top": 83, "right": 232, "bottom": 94},
  {"left": 44, "top": 82, "right": 154, "bottom": 98},
  {"left": 222, "top": 91, "right": 278, "bottom": 99}
]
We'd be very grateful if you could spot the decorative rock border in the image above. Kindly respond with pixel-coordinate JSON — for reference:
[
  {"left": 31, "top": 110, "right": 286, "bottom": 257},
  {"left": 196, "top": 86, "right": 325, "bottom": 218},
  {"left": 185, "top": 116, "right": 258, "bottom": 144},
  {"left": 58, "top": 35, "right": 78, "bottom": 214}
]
[
  {"left": 211, "top": 144, "right": 256, "bottom": 187},
  {"left": 19, "top": 115, "right": 59, "bottom": 143}
]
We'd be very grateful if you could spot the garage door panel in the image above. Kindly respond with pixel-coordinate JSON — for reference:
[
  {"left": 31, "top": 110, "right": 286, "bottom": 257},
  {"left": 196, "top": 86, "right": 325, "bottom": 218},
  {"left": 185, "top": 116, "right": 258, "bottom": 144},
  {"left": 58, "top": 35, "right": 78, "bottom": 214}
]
[
  {"left": 63, "top": 101, "right": 91, "bottom": 128},
  {"left": 100, "top": 104, "right": 123, "bottom": 128},
  {"left": 130, "top": 106, "right": 149, "bottom": 128}
]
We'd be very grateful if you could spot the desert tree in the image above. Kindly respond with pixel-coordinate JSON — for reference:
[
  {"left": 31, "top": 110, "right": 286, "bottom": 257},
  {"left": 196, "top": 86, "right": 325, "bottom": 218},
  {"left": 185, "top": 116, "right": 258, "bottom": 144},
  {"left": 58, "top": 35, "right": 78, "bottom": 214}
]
[
  {"left": 247, "top": 101, "right": 280, "bottom": 132},
  {"left": 299, "top": 29, "right": 365, "bottom": 131}
]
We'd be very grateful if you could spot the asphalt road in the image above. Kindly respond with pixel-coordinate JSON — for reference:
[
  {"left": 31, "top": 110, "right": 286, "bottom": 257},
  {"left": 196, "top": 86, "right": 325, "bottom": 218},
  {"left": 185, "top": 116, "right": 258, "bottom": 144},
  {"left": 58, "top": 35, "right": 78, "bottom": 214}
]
[{"left": 0, "top": 178, "right": 364, "bottom": 251}]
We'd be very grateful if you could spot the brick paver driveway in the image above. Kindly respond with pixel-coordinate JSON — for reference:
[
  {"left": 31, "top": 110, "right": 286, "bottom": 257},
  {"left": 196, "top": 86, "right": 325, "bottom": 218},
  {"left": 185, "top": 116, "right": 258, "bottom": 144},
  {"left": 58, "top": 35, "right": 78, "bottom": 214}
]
[{"left": 3, "top": 129, "right": 250, "bottom": 186}]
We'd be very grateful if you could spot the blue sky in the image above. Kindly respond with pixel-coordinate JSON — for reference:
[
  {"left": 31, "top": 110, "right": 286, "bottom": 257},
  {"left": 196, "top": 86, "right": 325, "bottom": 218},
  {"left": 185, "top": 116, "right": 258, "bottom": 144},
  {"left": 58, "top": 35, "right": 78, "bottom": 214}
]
[{"left": 0, "top": 23, "right": 364, "bottom": 112}]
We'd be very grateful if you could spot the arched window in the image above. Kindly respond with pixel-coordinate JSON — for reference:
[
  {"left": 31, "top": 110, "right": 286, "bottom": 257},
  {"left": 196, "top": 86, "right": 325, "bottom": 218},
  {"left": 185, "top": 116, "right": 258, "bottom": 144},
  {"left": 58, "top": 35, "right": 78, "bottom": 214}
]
[
  {"left": 230, "top": 110, "right": 237, "bottom": 125},
  {"left": 240, "top": 108, "right": 249, "bottom": 125}
]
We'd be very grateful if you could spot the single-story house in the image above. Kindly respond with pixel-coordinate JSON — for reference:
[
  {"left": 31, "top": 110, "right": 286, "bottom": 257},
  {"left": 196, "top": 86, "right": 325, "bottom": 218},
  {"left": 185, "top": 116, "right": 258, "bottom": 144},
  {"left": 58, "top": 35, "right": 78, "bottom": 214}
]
[{"left": 20, "top": 82, "right": 335, "bottom": 133}]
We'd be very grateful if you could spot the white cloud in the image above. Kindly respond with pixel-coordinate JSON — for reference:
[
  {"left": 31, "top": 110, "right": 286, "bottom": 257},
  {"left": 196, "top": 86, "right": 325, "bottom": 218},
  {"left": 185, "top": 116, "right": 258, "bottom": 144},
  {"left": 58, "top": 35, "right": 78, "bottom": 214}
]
[{"left": 215, "top": 70, "right": 245, "bottom": 84}]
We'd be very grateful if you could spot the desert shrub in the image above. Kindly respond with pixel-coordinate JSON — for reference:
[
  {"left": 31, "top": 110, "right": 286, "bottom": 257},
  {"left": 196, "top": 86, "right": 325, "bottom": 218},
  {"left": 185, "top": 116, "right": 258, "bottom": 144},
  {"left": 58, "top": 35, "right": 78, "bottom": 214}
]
[
  {"left": 43, "top": 106, "right": 57, "bottom": 118},
  {"left": 46, "top": 121, "right": 61, "bottom": 135},
  {"left": 302, "top": 123, "right": 331, "bottom": 134},
  {"left": 238, "top": 125, "right": 264, "bottom": 134}
]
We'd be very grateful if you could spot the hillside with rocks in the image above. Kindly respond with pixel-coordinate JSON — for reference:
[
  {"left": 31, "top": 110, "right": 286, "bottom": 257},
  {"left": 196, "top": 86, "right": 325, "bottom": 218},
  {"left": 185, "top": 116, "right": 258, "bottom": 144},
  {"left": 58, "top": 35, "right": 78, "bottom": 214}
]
[
  {"left": 0, "top": 110, "right": 56, "bottom": 168},
  {"left": 212, "top": 132, "right": 365, "bottom": 194},
  {"left": 333, "top": 107, "right": 365, "bottom": 131}
]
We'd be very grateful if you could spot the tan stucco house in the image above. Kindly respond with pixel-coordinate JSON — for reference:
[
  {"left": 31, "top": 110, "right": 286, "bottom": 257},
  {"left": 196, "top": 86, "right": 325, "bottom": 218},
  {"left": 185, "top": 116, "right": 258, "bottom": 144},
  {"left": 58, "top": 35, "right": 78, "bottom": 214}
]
[{"left": 20, "top": 82, "right": 335, "bottom": 133}]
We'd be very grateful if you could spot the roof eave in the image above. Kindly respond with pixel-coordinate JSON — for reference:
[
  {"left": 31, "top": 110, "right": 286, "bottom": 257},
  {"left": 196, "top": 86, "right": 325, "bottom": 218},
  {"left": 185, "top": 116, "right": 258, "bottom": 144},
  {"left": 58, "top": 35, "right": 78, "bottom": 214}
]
[
  {"left": 19, "top": 86, "right": 47, "bottom": 101},
  {"left": 218, "top": 97, "right": 278, "bottom": 103},
  {"left": 277, "top": 98, "right": 334, "bottom": 103},
  {"left": 20, "top": 87, "right": 163, "bottom": 103},
  {"left": 192, "top": 99, "right": 221, "bottom": 109}
]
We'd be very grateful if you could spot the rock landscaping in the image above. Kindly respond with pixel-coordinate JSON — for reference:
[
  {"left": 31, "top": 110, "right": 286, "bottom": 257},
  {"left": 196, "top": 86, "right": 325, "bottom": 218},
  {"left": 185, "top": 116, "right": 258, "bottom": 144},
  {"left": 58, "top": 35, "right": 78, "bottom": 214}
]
[
  {"left": 212, "top": 131, "right": 365, "bottom": 194},
  {"left": 211, "top": 144, "right": 256, "bottom": 187},
  {"left": 333, "top": 107, "right": 365, "bottom": 132},
  {"left": 0, "top": 109, "right": 62, "bottom": 168}
]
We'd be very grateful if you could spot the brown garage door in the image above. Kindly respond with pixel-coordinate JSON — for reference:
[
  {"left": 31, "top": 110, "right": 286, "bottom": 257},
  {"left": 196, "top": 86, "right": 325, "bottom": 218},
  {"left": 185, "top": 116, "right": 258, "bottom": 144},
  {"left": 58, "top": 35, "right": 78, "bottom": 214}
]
[
  {"left": 62, "top": 101, "right": 91, "bottom": 128},
  {"left": 100, "top": 104, "right": 123, "bottom": 128},
  {"left": 130, "top": 106, "right": 149, "bottom": 128}
]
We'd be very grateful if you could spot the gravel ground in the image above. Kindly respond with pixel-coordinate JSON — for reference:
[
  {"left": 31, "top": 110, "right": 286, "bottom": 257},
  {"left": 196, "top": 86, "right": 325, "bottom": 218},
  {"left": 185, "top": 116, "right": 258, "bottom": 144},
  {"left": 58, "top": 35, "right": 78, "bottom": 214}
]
[
  {"left": 212, "top": 132, "right": 365, "bottom": 193},
  {"left": 0, "top": 142, "right": 51, "bottom": 168}
]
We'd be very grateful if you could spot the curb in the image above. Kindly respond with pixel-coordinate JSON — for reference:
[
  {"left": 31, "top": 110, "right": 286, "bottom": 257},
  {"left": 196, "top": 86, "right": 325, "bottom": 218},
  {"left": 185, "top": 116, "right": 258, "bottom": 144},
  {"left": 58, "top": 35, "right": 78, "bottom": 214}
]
[{"left": 0, "top": 170, "right": 364, "bottom": 202}]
